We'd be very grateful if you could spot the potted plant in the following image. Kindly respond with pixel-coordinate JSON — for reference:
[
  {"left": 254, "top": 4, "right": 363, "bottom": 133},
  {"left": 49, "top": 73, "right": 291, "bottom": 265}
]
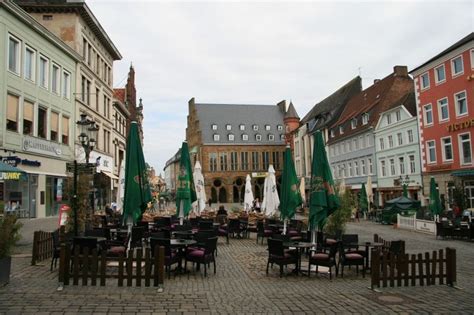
[{"left": 0, "top": 214, "right": 22, "bottom": 286}]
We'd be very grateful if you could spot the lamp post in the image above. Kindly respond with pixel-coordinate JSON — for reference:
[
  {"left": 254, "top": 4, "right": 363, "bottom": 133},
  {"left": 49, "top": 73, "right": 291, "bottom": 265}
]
[{"left": 399, "top": 175, "right": 410, "bottom": 197}]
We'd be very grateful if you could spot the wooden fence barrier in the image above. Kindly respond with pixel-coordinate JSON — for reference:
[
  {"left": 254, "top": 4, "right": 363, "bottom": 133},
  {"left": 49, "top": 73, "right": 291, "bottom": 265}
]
[
  {"left": 371, "top": 247, "right": 456, "bottom": 289},
  {"left": 373, "top": 233, "right": 405, "bottom": 255},
  {"left": 58, "top": 244, "right": 165, "bottom": 289},
  {"left": 31, "top": 231, "right": 54, "bottom": 265}
]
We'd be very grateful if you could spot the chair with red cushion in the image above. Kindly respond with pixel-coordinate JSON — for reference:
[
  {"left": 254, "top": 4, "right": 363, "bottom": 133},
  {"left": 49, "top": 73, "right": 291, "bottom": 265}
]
[
  {"left": 266, "top": 238, "right": 298, "bottom": 277},
  {"left": 185, "top": 236, "right": 218, "bottom": 277},
  {"left": 339, "top": 242, "right": 365, "bottom": 278},
  {"left": 308, "top": 241, "right": 339, "bottom": 279},
  {"left": 256, "top": 220, "right": 273, "bottom": 244},
  {"left": 150, "top": 237, "right": 180, "bottom": 279}
]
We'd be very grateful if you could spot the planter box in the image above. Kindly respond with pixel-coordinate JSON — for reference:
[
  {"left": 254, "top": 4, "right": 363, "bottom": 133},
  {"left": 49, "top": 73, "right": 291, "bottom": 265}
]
[{"left": 0, "top": 256, "right": 12, "bottom": 286}]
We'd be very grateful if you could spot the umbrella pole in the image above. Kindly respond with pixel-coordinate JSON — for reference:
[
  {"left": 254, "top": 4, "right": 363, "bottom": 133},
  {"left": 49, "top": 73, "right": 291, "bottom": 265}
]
[
  {"left": 179, "top": 200, "right": 184, "bottom": 225},
  {"left": 283, "top": 219, "right": 287, "bottom": 235}
]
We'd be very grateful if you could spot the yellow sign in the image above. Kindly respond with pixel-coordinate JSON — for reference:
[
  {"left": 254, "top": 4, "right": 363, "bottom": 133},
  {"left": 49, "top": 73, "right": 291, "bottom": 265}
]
[
  {"left": 0, "top": 172, "right": 22, "bottom": 180},
  {"left": 446, "top": 118, "right": 474, "bottom": 132},
  {"left": 252, "top": 172, "right": 268, "bottom": 178}
]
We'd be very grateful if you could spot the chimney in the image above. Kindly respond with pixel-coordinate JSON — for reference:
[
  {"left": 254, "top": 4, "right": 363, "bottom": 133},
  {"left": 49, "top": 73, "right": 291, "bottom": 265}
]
[
  {"left": 374, "top": 79, "right": 380, "bottom": 84},
  {"left": 277, "top": 100, "right": 286, "bottom": 113},
  {"left": 393, "top": 65, "right": 408, "bottom": 77}
]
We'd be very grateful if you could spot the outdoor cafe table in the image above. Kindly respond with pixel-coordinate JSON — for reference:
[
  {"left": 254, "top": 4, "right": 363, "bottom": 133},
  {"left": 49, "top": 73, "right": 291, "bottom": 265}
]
[
  {"left": 283, "top": 241, "right": 314, "bottom": 275},
  {"left": 172, "top": 230, "right": 195, "bottom": 239},
  {"left": 170, "top": 239, "right": 197, "bottom": 274}
]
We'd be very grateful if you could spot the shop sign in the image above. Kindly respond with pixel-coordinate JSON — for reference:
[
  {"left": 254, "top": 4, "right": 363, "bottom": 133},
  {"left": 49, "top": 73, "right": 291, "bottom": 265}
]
[
  {"left": 252, "top": 172, "right": 268, "bottom": 178},
  {"left": 415, "top": 220, "right": 436, "bottom": 235},
  {"left": 75, "top": 147, "right": 113, "bottom": 173},
  {"left": 0, "top": 156, "right": 41, "bottom": 167},
  {"left": 0, "top": 172, "right": 23, "bottom": 180},
  {"left": 23, "top": 136, "right": 62, "bottom": 157},
  {"left": 446, "top": 118, "right": 474, "bottom": 132}
]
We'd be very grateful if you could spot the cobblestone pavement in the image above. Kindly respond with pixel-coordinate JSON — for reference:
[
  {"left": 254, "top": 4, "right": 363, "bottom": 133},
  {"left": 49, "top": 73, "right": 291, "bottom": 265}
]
[{"left": 1, "top": 220, "right": 473, "bottom": 314}]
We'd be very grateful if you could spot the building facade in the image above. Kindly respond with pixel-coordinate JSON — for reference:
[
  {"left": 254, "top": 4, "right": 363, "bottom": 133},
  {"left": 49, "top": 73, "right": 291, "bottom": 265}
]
[
  {"left": 17, "top": 0, "right": 123, "bottom": 209},
  {"left": 185, "top": 98, "right": 294, "bottom": 204},
  {"left": 1, "top": 0, "right": 80, "bottom": 218},
  {"left": 410, "top": 33, "right": 474, "bottom": 209},
  {"left": 374, "top": 97, "right": 423, "bottom": 205},
  {"left": 327, "top": 66, "right": 414, "bottom": 205}
]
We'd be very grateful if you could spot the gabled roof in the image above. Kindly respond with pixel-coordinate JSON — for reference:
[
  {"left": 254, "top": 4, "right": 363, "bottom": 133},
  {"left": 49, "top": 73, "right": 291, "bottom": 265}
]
[
  {"left": 284, "top": 102, "right": 299, "bottom": 119},
  {"left": 195, "top": 103, "right": 286, "bottom": 145},
  {"left": 410, "top": 32, "right": 474, "bottom": 74},
  {"left": 301, "top": 76, "right": 362, "bottom": 133},
  {"left": 15, "top": 0, "right": 122, "bottom": 60},
  {"left": 113, "top": 88, "right": 125, "bottom": 103}
]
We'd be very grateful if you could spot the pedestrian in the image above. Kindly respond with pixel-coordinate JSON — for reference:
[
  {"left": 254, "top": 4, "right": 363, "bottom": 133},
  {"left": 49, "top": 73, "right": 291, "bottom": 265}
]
[
  {"left": 355, "top": 209, "right": 360, "bottom": 222},
  {"left": 208, "top": 198, "right": 212, "bottom": 208},
  {"left": 254, "top": 198, "right": 261, "bottom": 213}
]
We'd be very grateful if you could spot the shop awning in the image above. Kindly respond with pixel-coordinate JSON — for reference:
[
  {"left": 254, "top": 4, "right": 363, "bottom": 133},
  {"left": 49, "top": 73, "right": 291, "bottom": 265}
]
[
  {"left": 0, "top": 161, "right": 26, "bottom": 180},
  {"left": 451, "top": 169, "right": 474, "bottom": 177},
  {"left": 101, "top": 171, "right": 119, "bottom": 180}
]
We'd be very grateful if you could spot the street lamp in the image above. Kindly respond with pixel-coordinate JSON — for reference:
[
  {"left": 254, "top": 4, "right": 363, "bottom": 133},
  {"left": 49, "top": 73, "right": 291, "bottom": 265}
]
[
  {"left": 399, "top": 175, "right": 410, "bottom": 197},
  {"left": 77, "top": 113, "right": 99, "bottom": 164}
]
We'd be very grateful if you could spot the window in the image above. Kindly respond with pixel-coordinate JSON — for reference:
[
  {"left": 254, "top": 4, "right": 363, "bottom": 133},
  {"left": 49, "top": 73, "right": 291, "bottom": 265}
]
[
  {"left": 230, "top": 152, "right": 238, "bottom": 171},
  {"left": 348, "top": 162, "right": 353, "bottom": 177},
  {"left": 52, "top": 64, "right": 60, "bottom": 94},
  {"left": 368, "top": 158, "right": 373, "bottom": 174},
  {"left": 397, "top": 133, "right": 403, "bottom": 146},
  {"left": 96, "top": 89, "right": 100, "bottom": 111},
  {"left": 361, "top": 159, "right": 366, "bottom": 175},
  {"left": 342, "top": 163, "right": 347, "bottom": 178},
  {"left": 379, "top": 138, "right": 385, "bottom": 150},
  {"left": 330, "top": 129, "right": 335, "bottom": 138},
  {"left": 213, "top": 134, "right": 220, "bottom": 141},
  {"left": 268, "top": 134, "right": 274, "bottom": 141},
  {"left": 25, "top": 46, "right": 35, "bottom": 81},
  {"left": 399, "top": 157, "right": 405, "bottom": 175},
  {"left": 211, "top": 124, "right": 217, "bottom": 130},
  {"left": 252, "top": 152, "right": 259, "bottom": 170},
  {"left": 277, "top": 125, "right": 283, "bottom": 131},
  {"left": 455, "top": 91, "right": 467, "bottom": 116},
  {"left": 23, "top": 100, "right": 34, "bottom": 135},
  {"left": 353, "top": 138, "right": 358, "bottom": 150},
  {"left": 209, "top": 153, "right": 217, "bottom": 172},
  {"left": 441, "top": 137, "right": 453, "bottom": 162},
  {"left": 239, "top": 124, "right": 245, "bottom": 131},
  {"left": 362, "top": 113, "right": 369, "bottom": 125},
  {"left": 451, "top": 55, "right": 464, "bottom": 76},
  {"left": 220, "top": 153, "right": 228, "bottom": 171},
  {"left": 265, "top": 125, "right": 270, "bottom": 131},
  {"left": 37, "top": 107, "right": 47, "bottom": 139},
  {"left": 420, "top": 72, "right": 430, "bottom": 89},
  {"left": 435, "top": 64, "right": 446, "bottom": 83},
  {"left": 262, "top": 152, "right": 270, "bottom": 169},
  {"left": 39, "top": 56, "right": 49, "bottom": 88},
  {"left": 407, "top": 130, "right": 414, "bottom": 143},
  {"left": 366, "top": 134, "right": 371, "bottom": 147},
  {"left": 253, "top": 125, "right": 258, "bottom": 131},
  {"left": 409, "top": 155, "right": 415, "bottom": 174},
  {"left": 459, "top": 133, "right": 472, "bottom": 165},
  {"left": 359, "top": 135, "right": 364, "bottom": 149},
  {"left": 396, "top": 110, "right": 401, "bottom": 122},
  {"left": 352, "top": 162, "right": 356, "bottom": 176},
  {"left": 280, "top": 134, "right": 285, "bottom": 141},
  {"left": 6, "top": 94, "right": 19, "bottom": 132},
  {"left": 62, "top": 116, "right": 69, "bottom": 144},
  {"left": 438, "top": 98, "right": 449, "bottom": 121},
  {"left": 388, "top": 135, "right": 394, "bottom": 148},
  {"left": 427, "top": 140, "right": 436, "bottom": 163},
  {"left": 8, "top": 35, "right": 20, "bottom": 74},
  {"left": 389, "top": 159, "right": 395, "bottom": 176},
  {"left": 339, "top": 125, "right": 344, "bottom": 134},
  {"left": 228, "top": 134, "right": 234, "bottom": 141},
  {"left": 354, "top": 161, "right": 359, "bottom": 176},
  {"left": 381, "top": 160, "right": 386, "bottom": 177},
  {"left": 272, "top": 151, "right": 281, "bottom": 170},
  {"left": 256, "top": 134, "right": 262, "bottom": 141},
  {"left": 386, "top": 114, "right": 391, "bottom": 125},
  {"left": 423, "top": 104, "right": 433, "bottom": 125},
  {"left": 226, "top": 124, "right": 231, "bottom": 130},
  {"left": 242, "top": 134, "right": 248, "bottom": 141},
  {"left": 81, "top": 76, "right": 91, "bottom": 105},
  {"left": 62, "top": 71, "right": 70, "bottom": 99},
  {"left": 50, "top": 112, "right": 59, "bottom": 142},
  {"left": 240, "top": 152, "right": 249, "bottom": 170},
  {"left": 351, "top": 118, "right": 357, "bottom": 129}
]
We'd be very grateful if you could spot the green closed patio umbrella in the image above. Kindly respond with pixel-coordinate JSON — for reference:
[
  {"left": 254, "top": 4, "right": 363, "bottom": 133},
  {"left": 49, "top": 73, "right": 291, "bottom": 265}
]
[
  {"left": 402, "top": 184, "right": 408, "bottom": 198},
  {"left": 122, "top": 121, "right": 152, "bottom": 225},
  {"left": 309, "top": 131, "right": 340, "bottom": 241},
  {"left": 280, "top": 146, "right": 302, "bottom": 234},
  {"left": 176, "top": 141, "right": 197, "bottom": 224},
  {"left": 429, "top": 177, "right": 442, "bottom": 216}
]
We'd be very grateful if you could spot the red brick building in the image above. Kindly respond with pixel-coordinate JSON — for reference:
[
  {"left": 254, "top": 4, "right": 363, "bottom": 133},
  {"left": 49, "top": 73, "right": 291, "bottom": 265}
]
[{"left": 411, "top": 33, "right": 474, "bottom": 209}]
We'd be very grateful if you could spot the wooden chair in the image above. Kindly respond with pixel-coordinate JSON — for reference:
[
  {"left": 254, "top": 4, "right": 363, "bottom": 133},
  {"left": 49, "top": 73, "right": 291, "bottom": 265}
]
[
  {"left": 185, "top": 237, "right": 218, "bottom": 277},
  {"left": 266, "top": 238, "right": 298, "bottom": 277},
  {"left": 339, "top": 242, "right": 365, "bottom": 278},
  {"left": 256, "top": 220, "right": 273, "bottom": 244},
  {"left": 308, "top": 241, "right": 339, "bottom": 279}
]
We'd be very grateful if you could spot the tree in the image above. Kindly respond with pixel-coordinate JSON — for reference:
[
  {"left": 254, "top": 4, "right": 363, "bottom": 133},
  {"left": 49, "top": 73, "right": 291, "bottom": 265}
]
[{"left": 324, "top": 189, "right": 356, "bottom": 235}]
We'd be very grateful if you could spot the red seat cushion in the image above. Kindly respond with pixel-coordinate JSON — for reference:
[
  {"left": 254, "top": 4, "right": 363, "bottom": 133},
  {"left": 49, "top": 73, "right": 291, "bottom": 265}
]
[
  {"left": 311, "top": 253, "right": 329, "bottom": 260},
  {"left": 345, "top": 253, "right": 363, "bottom": 260},
  {"left": 326, "top": 238, "right": 337, "bottom": 245},
  {"left": 107, "top": 246, "right": 126, "bottom": 256}
]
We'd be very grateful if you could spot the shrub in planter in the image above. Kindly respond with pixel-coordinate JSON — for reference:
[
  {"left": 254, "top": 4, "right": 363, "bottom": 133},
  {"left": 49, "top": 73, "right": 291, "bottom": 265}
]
[{"left": 0, "top": 215, "right": 22, "bottom": 286}]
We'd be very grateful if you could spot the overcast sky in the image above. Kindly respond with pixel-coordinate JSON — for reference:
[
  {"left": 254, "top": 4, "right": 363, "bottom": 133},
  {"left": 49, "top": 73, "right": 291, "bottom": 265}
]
[{"left": 88, "top": 0, "right": 472, "bottom": 174}]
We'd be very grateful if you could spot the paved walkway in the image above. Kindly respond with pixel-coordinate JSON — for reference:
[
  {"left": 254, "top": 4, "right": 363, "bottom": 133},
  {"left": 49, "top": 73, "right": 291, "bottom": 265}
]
[{"left": 1, "top": 220, "right": 473, "bottom": 314}]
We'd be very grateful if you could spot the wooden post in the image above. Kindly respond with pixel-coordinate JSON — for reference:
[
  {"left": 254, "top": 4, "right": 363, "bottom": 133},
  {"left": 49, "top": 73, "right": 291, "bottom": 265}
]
[
  {"left": 31, "top": 231, "right": 39, "bottom": 265},
  {"left": 446, "top": 247, "right": 456, "bottom": 287},
  {"left": 144, "top": 248, "right": 151, "bottom": 287},
  {"left": 136, "top": 248, "right": 142, "bottom": 287},
  {"left": 403, "top": 254, "right": 409, "bottom": 287},
  {"left": 431, "top": 251, "right": 437, "bottom": 285},
  {"left": 82, "top": 247, "right": 89, "bottom": 286},
  {"left": 410, "top": 254, "right": 416, "bottom": 286},
  {"left": 382, "top": 252, "right": 388, "bottom": 288},
  {"left": 418, "top": 253, "right": 424, "bottom": 286},
  {"left": 371, "top": 248, "right": 380, "bottom": 289},
  {"left": 157, "top": 246, "right": 165, "bottom": 291},
  {"left": 58, "top": 243, "right": 66, "bottom": 290},
  {"left": 439, "top": 249, "right": 444, "bottom": 285},
  {"left": 127, "top": 249, "right": 133, "bottom": 287},
  {"left": 425, "top": 252, "right": 430, "bottom": 286}
]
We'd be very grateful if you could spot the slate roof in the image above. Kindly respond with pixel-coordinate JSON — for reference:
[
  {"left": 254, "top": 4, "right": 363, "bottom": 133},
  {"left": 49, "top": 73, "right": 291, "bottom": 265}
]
[
  {"left": 195, "top": 103, "right": 286, "bottom": 145},
  {"left": 301, "top": 76, "right": 362, "bottom": 133},
  {"left": 284, "top": 102, "right": 299, "bottom": 119}
]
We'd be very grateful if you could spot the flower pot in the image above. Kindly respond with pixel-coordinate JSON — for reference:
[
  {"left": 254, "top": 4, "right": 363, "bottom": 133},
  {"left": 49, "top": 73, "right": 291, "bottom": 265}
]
[{"left": 0, "top": 256, "right": 12, "bottom": 286}]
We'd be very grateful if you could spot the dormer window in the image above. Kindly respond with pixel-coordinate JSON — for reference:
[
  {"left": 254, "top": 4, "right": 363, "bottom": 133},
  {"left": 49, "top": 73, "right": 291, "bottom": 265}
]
[
  {"left": 228, "top": 134, "right": 234, "bottom": 141},
  {"left": 242, "top": 134, "right": 248, "bottom": 141},
  {"left": 265, "top": 125, "right": 270, "bottom": 131},
  {"left": 268, "top": 134, "right": 274, "bottom": 141},
  {"left": 226, "top": 124, "right": 231, "bottom": 130},
  {"left": 386, "top": 114, "right": 392, "bottom": 125},
  {"left": 351, "top": 118, "right": 357, "bottom": 129},
  {"left": 256, "top": 134, "right": 262, "bottom": 141},
  {"left": 277, "top": 125, "right": 283, "bottom": 131},
  {"left": 213, "top": 134, "right": 220, "bottom": 141},
  {"left": 280, "top": 134, "right": 285, "bottom": 141},
  {"left": 330, "top": 129, "right": 335, "bottom": 138},
  {"left": 253, "top": 125, "right": 258, "bottom": 131},
  {"left": 362, "top": 113, "right": 369, "bottom": 125},
  {"left": 396, "top": 110, "right": 401, "bottom": 121},
  {"left": 211, "top": 124, "right": 217, "bottom": 130},
  {"left": 239, "top": 124, "right": 245, "bottom": 131},
  {"left": 339, "top": 126, "right": 344, "bottom": 135}
]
